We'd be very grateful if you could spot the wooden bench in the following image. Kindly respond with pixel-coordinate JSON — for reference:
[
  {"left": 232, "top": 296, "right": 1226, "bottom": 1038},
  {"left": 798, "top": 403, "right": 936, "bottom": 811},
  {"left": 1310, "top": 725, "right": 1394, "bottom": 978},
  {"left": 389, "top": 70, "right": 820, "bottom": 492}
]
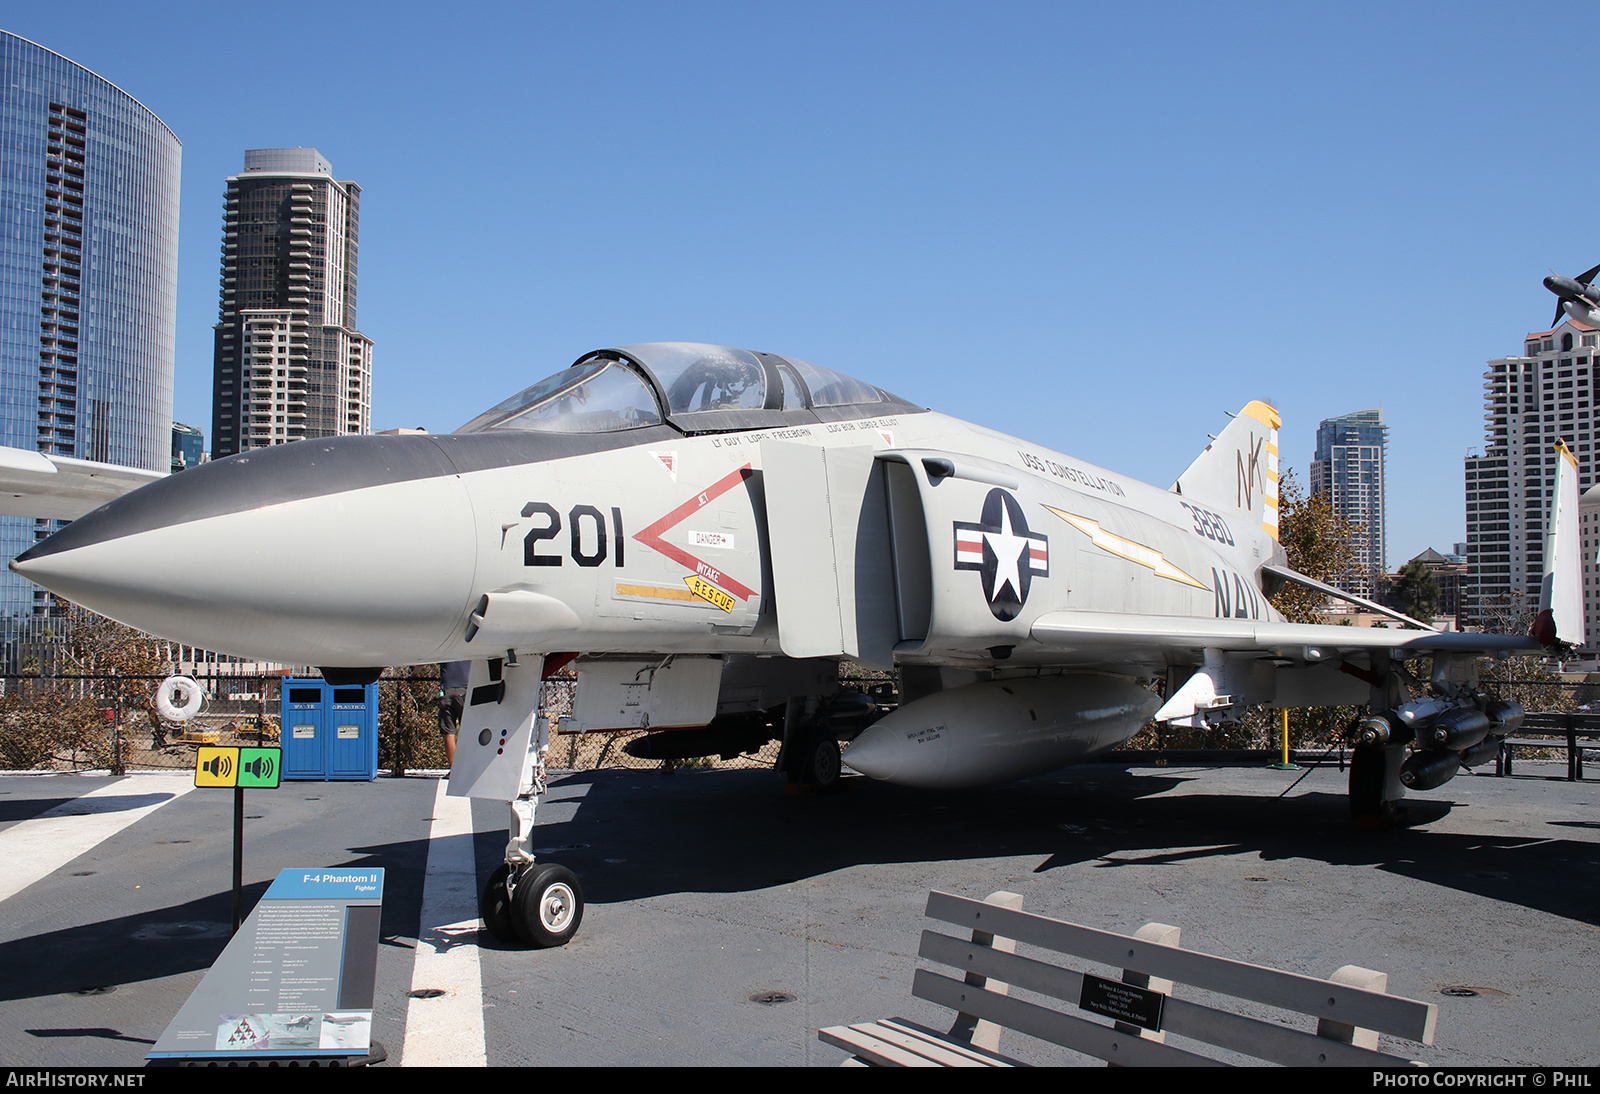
[
  {"left": 818, "top": 891, "right": 1437, "bottom": 1067},
  {"left": 1498, "top": 713, "right": 1600, "bottom": 781}
]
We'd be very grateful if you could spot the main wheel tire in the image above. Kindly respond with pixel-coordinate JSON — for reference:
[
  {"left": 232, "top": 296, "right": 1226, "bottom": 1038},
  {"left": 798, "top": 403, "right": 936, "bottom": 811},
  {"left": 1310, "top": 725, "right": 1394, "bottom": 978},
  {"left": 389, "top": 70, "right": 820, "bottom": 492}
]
[
  {"left": 480, "top": 863, "right": 520, "bottom": 943},
  {"left": 510, "top": 863, "right": 584, "bottom": 948},
  {"left": 802, "top": 735, "right": 841, "bottom": 786},
  {"left": 1349, "top": 743, "right": 1409, "bottom": 830}
]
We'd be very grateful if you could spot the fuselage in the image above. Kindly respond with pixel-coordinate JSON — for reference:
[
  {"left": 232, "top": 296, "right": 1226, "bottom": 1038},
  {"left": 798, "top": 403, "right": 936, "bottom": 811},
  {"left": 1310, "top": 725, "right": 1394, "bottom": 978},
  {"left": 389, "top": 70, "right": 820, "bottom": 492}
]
[{"left": 11, "top": 345, "right": 1279, "bottom": 672}]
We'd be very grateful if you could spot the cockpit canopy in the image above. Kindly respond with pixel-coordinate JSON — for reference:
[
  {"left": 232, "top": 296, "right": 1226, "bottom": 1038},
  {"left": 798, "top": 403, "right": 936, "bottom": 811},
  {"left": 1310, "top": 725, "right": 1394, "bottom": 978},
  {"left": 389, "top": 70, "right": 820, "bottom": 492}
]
[{"left": 455, "top": 342, "right": 919, "bottom": 435}]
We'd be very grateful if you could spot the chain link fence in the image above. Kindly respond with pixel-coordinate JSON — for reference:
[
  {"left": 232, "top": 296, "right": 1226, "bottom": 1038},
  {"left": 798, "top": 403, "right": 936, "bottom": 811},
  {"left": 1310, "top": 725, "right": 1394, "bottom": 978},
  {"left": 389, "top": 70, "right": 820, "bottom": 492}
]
[
  {"left": 0, "top": 672, "right": 288, "bottom": 774},
  {"left": 0, "top": 669, "right": 828, "bottom": 775},
  {"left": 2, "top": 663, "right": 1591, "bottom": 775}
]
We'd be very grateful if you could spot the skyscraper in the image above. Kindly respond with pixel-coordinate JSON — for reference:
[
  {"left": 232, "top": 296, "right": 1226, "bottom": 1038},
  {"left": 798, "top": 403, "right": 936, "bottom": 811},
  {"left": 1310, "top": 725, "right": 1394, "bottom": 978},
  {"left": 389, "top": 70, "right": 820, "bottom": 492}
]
[
  {"left": 1580, "top": 483, "right": 1600, "bottom": 649},
  {"left": 0, "top": 32, "right": 179, "bottom": 626},
  {"left": 210, "top": 149, "right": 372, "bottom": 458},
  {"left": 1309, "top": 409, "right": 1388, "bottom": 598},
  {"left": 1464, "top": 320, "right": 1599, "bottom": 627},
  {"left": 171, "top": 421, "right": 203, "bottom": 473}
]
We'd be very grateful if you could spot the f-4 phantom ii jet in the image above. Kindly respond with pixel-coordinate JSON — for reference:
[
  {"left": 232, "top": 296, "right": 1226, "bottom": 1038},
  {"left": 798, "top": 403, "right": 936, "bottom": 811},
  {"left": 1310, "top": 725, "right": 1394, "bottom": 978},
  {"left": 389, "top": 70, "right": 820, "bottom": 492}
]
[{"left": 9, "top": 342, "right": 1583, "bottom": 948}]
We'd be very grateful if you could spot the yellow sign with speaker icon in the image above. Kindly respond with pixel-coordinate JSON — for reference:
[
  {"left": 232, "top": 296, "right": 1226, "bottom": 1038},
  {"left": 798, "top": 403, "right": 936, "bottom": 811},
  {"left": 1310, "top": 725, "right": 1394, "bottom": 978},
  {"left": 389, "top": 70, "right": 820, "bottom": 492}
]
[{"left": 195, "top": 747, "right": 281, "bottom": 789}]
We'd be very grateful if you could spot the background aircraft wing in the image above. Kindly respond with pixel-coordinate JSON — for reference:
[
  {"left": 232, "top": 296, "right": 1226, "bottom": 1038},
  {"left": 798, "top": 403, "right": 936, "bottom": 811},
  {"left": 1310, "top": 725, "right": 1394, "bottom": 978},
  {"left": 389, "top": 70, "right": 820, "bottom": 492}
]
[{"left": 0, "top": 445, "right": 166, "bottom": 521}]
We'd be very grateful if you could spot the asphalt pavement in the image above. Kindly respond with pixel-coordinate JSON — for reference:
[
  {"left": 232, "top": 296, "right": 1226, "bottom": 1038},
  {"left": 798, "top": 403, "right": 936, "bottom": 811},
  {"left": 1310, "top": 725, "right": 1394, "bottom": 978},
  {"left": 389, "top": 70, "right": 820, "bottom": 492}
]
[{"left": 0, "top": 757, "right": 1595, "bottom": 1067}]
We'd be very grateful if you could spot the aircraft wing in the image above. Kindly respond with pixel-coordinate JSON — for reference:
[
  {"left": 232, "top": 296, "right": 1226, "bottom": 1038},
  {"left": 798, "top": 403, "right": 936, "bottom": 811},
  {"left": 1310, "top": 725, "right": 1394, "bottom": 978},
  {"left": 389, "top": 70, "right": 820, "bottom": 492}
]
[
  {"left": 0, "top": 445, "right": 166, "bottom": 521},
  {"left": 1031, "top": 610, "right": 1545, "bottom": 725},
  {"left": 1029, "top": 611, "right": 1543, "bottom": 659}
]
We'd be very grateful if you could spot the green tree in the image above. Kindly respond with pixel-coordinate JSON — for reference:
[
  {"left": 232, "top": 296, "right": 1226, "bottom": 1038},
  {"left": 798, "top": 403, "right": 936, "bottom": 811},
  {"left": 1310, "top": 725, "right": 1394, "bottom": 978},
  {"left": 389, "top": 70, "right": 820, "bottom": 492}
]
[
  {"left": 1269, "top": 466, "right": 1364, "bottom": 624},
  {"left": 379, "top": 666, "right": 448, "bottom": 775},
  {"left": 1256, "top": 467, "right": 1367, "bottom": 748},
  {"left": 1473, "top": 589, "right": 1537, "bottom": 637},
  {"left": 0, "top": 600, "right": 170, "bottom": 770}
]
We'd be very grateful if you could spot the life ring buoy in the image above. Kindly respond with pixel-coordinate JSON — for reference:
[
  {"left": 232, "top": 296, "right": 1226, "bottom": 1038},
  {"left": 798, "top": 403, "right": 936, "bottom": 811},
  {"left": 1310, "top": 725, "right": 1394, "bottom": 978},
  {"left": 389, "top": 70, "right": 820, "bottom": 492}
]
[{"left": 156, "top": 675, "right": 204, "bottom": 721}]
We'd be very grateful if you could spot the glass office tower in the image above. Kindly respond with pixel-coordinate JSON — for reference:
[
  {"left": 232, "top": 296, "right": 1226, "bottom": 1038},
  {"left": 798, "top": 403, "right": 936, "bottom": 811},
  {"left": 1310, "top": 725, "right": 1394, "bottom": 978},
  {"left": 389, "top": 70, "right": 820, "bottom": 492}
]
[
  {"left": 0, "top": 32, "right": 180, "bottom": 630},
  {"left": 1309, "top": 409, "right": 1389, "bottom": 599}
]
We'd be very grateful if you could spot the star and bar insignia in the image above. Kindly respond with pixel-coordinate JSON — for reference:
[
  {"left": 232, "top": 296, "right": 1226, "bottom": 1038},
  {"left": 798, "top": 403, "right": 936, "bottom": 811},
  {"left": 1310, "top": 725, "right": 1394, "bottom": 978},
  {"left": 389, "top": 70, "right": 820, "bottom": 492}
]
[{"left": 953, "top": 488, "right": 1049, "bottom": 621}]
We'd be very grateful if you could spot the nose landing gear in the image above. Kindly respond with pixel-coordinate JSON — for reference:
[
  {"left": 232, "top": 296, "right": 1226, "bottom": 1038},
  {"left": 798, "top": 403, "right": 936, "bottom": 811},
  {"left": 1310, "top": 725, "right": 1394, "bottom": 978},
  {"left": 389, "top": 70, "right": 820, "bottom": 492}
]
[{"left": 452, "top": 653, "right": 587, "bottom": 949}]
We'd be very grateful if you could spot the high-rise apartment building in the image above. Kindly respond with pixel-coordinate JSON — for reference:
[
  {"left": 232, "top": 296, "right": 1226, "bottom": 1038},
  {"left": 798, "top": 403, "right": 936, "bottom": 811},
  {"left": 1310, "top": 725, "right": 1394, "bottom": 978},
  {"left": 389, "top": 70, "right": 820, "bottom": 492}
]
[
  {"left": 1464, "top": 319, "right": 1600, "bottom": 627},
  {"left": 210, "top": 149, "right": 372, "bottom": 458},
  {"left": 1580, "top": 484, "right": 1600, "bottom": 648},
  {"left": 1309, "top": 409, "right": 1388, "bottom": 598},
  {"left": 0, "top": 32, "right": 179, "bottom": 627}
]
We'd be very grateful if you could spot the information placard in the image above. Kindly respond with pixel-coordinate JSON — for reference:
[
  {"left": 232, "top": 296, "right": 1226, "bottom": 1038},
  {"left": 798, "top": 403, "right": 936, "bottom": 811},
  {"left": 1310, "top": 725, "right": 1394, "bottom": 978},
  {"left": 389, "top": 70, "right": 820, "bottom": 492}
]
[{"left": 147, "top": 867, "right": 384, "bottom": 1060}]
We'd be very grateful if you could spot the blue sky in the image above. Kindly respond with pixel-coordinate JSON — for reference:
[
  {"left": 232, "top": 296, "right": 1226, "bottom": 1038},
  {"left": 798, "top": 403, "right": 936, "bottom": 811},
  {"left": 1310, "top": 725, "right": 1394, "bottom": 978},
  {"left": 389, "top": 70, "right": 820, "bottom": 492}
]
[{"left": 5, "top": 2, "right": 1590, "bottom": 565}]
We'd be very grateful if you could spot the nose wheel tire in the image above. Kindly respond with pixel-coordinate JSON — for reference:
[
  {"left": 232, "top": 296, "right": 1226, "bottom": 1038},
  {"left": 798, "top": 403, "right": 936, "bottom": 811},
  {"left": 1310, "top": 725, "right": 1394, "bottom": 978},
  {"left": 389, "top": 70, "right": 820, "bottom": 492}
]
[
  {"left": 479, "top": 862, "right": 519, "bottom": 944},
  {"left": 510, "top": 863, "right": 584, "bottom": 948}
]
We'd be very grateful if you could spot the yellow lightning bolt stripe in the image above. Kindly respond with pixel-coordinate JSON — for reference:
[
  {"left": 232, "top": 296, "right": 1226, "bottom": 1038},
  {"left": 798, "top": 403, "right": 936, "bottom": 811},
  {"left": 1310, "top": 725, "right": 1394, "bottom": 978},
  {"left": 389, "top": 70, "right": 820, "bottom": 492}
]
[{"left": 1042, "top": 505, "right": 1210, "bottom": 589}]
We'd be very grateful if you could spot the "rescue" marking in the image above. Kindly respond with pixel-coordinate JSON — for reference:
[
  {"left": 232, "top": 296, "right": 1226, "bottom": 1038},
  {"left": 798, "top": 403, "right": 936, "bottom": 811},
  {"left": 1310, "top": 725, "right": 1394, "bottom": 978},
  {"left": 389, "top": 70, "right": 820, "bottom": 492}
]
[{"left": 683, "top": 576, "right": 736, "bottom": 613}]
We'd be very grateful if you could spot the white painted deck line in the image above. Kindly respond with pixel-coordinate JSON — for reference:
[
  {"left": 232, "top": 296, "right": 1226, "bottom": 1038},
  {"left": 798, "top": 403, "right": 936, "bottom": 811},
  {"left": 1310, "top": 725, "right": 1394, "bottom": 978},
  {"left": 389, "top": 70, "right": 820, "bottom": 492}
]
[
  {"left": 0, "top": 774, "right": 195, "bottom": 904},
  {"left": 403, "top": 779, "right": 487, "bottom": 1067}
]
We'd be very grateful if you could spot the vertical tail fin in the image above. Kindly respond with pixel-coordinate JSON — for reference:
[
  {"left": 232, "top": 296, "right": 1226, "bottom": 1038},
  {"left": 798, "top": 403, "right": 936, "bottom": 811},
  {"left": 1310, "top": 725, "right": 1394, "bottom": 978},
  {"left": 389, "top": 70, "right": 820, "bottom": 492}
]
[
  {"left": 1172, "top": 400, "right": 1282, "bottom": 541},
  {"left": 1534, "top": 440, "right": 1584, "bottom": 648}
]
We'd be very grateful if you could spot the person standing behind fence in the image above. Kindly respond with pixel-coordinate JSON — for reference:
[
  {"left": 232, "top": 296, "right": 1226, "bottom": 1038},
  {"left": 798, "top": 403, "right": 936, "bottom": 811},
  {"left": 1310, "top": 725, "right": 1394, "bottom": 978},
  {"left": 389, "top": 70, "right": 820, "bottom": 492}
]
[{"left": 438, "top": 660, "right": 470, "bottom": 769}]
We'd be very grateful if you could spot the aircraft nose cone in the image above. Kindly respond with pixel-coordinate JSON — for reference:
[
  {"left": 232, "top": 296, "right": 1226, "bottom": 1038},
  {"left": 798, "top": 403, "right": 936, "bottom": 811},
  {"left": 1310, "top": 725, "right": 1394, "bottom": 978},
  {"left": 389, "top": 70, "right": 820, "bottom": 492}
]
[{"left": 12, "top": 436, "right": 478, "bottom": 665}]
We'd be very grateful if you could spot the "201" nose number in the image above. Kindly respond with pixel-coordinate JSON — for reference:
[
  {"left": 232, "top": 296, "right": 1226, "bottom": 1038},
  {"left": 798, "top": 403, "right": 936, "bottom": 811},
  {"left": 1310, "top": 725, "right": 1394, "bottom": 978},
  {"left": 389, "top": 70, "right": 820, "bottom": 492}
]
[{"left": 521, "top": 503, "right": 625, "bottom": 568}]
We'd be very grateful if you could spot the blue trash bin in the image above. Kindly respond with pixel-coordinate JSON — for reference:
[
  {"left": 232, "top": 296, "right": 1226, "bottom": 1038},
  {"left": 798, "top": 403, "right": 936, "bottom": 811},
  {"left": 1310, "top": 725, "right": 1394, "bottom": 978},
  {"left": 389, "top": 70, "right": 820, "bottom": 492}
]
[{"left": 280, "top": 677, "right": 379, "bottom": 781}]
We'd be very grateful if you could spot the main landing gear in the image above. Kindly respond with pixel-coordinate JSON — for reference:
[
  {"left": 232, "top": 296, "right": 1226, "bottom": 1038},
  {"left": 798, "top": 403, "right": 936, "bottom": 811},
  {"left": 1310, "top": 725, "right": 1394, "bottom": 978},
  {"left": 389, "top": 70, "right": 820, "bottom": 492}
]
[
  {"left": 787, "top": 728, "right": 842, "bottom": 786},
  {"left": 778, "top": 696, "right": 844, "bottom": 787},
  {"left": 1348, "top": 742, "right": 1408, "bottom": 831},
  {"left": 1345, "top": 651, "right": 1521, "bottom": 831}
]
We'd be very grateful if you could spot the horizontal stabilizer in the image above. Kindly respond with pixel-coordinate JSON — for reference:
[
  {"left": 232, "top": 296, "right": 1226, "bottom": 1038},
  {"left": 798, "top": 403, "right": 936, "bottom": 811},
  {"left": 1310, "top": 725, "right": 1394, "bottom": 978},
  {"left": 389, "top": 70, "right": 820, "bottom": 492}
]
[{"left": 1261, "top": 565, "right": 1433, "bottom": 631}]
